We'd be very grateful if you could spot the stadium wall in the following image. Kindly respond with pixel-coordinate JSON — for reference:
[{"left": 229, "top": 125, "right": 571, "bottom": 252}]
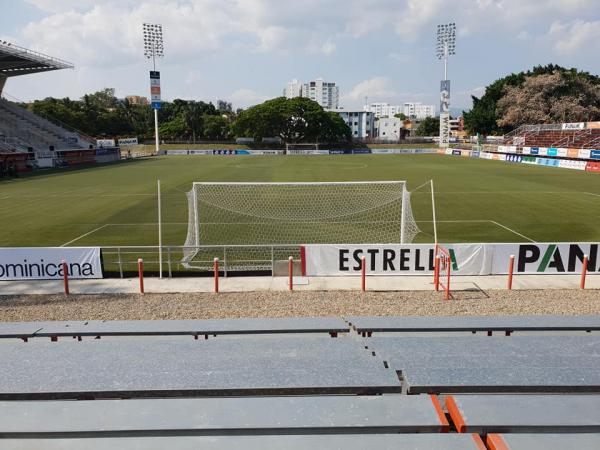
[{"left": 164, "top": 148, "right": 437, "bottom": 156}]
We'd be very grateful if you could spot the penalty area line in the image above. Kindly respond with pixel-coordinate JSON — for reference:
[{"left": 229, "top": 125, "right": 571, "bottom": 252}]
[
  {"left": 490, "top": 221, "right": 536, "bottom": 243},
  {"left": 60, "top": 224, "right": 109, "bottom": 247}
]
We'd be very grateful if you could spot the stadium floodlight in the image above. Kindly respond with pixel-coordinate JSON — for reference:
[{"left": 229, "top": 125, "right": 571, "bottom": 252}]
[
  {"left": 436, "top": 22, "right": 456, "bottom": 79},
  {"left": 143, "top": 23, "right": 165, "bottom": 277},
  {"left": 143, "top": 23, "right": 164, "bottom": 70}
]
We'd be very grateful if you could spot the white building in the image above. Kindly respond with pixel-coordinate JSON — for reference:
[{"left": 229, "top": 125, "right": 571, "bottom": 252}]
[
  {"left": 364, "top": 103, "right": 402, "bottom": 118},
  {"left": 375, "top": 117, "right": 403, "bottom": 141},
  {"left": 283, "top": 79, "right": 302, "bottom": 99},
  {"left": 337, "top": 110, "right": 374, "bottom": 140},
  {"left": 302, "top": 78, "right": 340, "bottom": 110},
  {"left": 403, "top": 102, "right": 436, "bottom": 120},
  {"left": 283, "top": 78, "right": 340, "bottom": 110}
]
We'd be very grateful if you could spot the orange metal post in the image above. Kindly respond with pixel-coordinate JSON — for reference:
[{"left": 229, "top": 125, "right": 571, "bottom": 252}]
[
  {"left": 444, "top": 259, "right": 451, "bottom": 300},
  {"left": 214, "top": 257, "right": 219, "bottom": 293},
  {"left": 288, "top": 256, "right": 294, "bottom": 291},
  {"left": 137, "top": 258, "right": 144, "bottom": 294},
  {"left": 507, "top": 255, "right": 515, "bottom": 290},
  {"left": 361, "top": 256, "right": 366, "bottom": 292},
  {"left": 581, "top": 255, "right": 588, "bottom": 290},
  {"left": 434, "top": 255, "right": 440, "bottom": 291},
  {"left": 62, "top": 260, "right": 69, "bottom": 296}
]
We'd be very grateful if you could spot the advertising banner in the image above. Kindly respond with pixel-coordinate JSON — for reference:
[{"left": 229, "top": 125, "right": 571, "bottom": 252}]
[
  {"left": 96, "top": 139, "right": 115, "bottom": 147},
  {"left": 440, "top": 80, "right": 451, "bottom": 113},
  {"left": 150, "top": 71, "right": 161, "bottom": 110},
  {"left": 557, "top": 148, "right": 568, "bottom": 157},
  {"left": 562, "top": 122, "right": 585, "bottom": 130},
  {"left": 547, "top": 148, "right": 558, "bottom": 157},
  {"left": 591, "top": 150, "right": 600, "bottom": 160},
  {"left": 452, "top": 149, "right": 462, "bottom": 156},
  {"left": 522, "top": 147, "right": 531, "bottom": 155},
  {"left": 529, "top": 147, "right": 539, "bottom": 155},
  {"left": 439, "top": 113, "right": 450, "bottom": 148},
  {"left": 587, "top": 122, "right": 600, "bottom": 129},
  {"left": 587, "top": 162, "right": 600, "bottom": 172},
  {"left": 303, "top": 244, "right": 488, "bottom": 276},
  {"left": 568, "top": 148, "right": 580, "bottom": 158},
  {"left": 118, "top": 138, "right": 139, "bottom": 146},
  {"left": 303, "top": 243, "right": 600, "bottom": 276},
  {"left": 0, "top": 247, "right": 102, "bottom": 280},
  {"left": 579, "top": 149, "right": 592, "bottom": 159},
  {"left": 538, "top": 147, "right": 548, "bottom": 156}
]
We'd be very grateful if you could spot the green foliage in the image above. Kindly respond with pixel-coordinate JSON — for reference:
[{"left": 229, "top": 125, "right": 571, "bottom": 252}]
[
  {"left": 394, "top": 112, "right": 407, "bottom": 120},
  {"left": 203, "top": 115, "right": 230, "bottom": 140},
  {"left": 415, "top": 117, "right": 440, "bottom": 136},
  {"left": 230, "top": 97, "right": 351, "bottom": 143},
  {"left": 29, "top": 89, "right": 223, "bottom": 139},
  {"left": 463, "top": 64, "right": 600, "bottom": 135}
]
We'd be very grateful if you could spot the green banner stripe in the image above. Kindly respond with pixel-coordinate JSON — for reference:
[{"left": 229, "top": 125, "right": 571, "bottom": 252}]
[{"left": 537, "top": 245, "right": 557, "bottom": 272}]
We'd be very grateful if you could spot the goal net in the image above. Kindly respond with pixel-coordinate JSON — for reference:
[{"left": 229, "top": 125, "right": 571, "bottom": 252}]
[{"left": 182, "top": 181, "right": 420, "bottom": 267}]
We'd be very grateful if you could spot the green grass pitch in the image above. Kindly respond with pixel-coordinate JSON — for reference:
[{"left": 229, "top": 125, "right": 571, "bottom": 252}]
[{"left": 1, "top": 154, "right": 599, "bottom": 251}]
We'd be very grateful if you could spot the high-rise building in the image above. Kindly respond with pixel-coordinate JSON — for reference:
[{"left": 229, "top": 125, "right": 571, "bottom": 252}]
[
  {"left": 364, "top": 103, "right": 402, "bottom": 118},
  {"left": 283, "top": 79, "right": 303, "bottom": 99},
  {"left": 283, "top": 78, "right": 339, "bottom": 110},
  {"left": 403, "top": 102, "right": 436, "bottom": 120},
  {"left": 302, "top": 78, "right": 339, "bottom": 110}
]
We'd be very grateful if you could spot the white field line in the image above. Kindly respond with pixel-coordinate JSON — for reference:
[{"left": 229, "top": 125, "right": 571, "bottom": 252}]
[
  {"left": 490, "top": 221, "right": 536, "bottom": 243},
  {"left": 584, "top": 192, "right": 600, "bottom": 197},
  {"left": 60, "top": 224, "right": 109, "bottom": 247},
  {"left": 412, "top": 191, "right": 590, "bottom": 195}
]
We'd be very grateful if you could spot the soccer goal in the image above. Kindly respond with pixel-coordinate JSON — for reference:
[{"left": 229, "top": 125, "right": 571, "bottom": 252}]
[{"left": 182, "top": 181, "right": 421, "bottom": 267}]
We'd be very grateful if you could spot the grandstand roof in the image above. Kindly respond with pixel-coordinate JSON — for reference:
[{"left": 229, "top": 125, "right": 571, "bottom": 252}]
[{"left": 0, "top": 40, "right": 73, "bottom": 78}]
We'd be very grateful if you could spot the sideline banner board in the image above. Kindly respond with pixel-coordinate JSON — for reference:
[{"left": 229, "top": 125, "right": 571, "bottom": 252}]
[
  {"left": 0, "top": 247, "right": 102, "bottom": 280},
  {"left": 118, "top": 138, "right": 139, "bottom": 146},
  {"left": 303, "top": 243, "right": 599, "bottom": 276}
]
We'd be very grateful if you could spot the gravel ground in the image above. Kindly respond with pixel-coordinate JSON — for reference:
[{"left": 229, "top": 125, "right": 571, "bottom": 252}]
[{"left": 0, "top": 289, "right": 599, "bottom": 322}]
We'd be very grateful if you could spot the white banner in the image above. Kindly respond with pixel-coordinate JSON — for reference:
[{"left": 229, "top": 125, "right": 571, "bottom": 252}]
[
  {"left": 118, "top": 138, "right": 139, "bottom": 146},
  {"left": 562, "top": 122, "right": 585, "bottom": 130},
  {"left": 96, "top": 139, "right": 115, "bottom": 147},
  {"left": 303, "top": 243, "right": 599, "bottom": 276},
  {"left": 439, "top": 113, "right": 450, "bottom": 148},
  {"left": 303, "top": 244, "right": 488, "bottom": 276},
  {"left": 0, "top": 247, "right": 102, "bottom": 280}
]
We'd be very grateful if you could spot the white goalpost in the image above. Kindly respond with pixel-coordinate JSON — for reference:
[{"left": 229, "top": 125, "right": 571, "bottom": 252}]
[{"left": 182, "top": 181, "right": 421, "bottom": 267}]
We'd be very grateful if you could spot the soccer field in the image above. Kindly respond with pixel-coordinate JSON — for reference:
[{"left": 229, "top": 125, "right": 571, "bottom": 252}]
[{"left": 2, "top": 154, "right": 600, "bottom": 249}]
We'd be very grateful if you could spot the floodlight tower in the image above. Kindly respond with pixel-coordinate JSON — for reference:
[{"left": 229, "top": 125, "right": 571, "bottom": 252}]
[
  {"left": 143, "top": 23, "right": 164, "bottom": 155},
  {"left": 436, "top": 23, "right": 456, "bottom": 148}
]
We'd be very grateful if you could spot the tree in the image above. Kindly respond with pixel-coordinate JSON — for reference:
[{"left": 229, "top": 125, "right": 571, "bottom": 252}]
[
  {"left": 415, "top": 117, "right": 440, "bottom": 136},
  {"left": 463, "top": 65, "right": 600, "bottom": 134},
  {"left": 158, "top": 115, "right": 187, "bottom": 139},
  {"left": 497, "top": 71, "right": 600, "bottom": 128},
  {"left": 394, "top": 112, "right": 407, "bottom": 120},
  {"left": 203, "top": 115, "right": 229, "bottom": 140},
  {"left": 230, "top": 97, "right": 351, "bottom": 143}
]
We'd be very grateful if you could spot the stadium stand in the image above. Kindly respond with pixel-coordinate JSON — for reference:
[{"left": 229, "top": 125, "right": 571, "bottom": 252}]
[
  {"left": 0, "top": 41, "right": 93, "bottom": 156},
  {"left": 0, "top": 316, "right": 598, "bottom": 448},
  {"left": 503, "top": 123, "right": 600, "bottom": 149}
]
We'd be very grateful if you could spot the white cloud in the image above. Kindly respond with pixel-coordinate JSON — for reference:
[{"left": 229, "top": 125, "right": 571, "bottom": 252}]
[
  {"left": 343, "top": 77, "right": 397, "bottom": 102},
  {"left": 546, "top": 20, "right": 600, "bottom": 54},
  {"left": 229, "top": 88, "right": 270, "bottom": 108}
]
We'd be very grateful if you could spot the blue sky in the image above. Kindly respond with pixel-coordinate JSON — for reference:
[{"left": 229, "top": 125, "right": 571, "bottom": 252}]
[{"left": 2, "top": 0, "right": 600, "bottom": 111}]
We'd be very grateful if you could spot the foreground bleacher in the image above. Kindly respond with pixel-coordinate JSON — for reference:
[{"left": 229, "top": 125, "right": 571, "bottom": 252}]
[{"left": 0, "top": 315, "right": 598, "bottom": 449}]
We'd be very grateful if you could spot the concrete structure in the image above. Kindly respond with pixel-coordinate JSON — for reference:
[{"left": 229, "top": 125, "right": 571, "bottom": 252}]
[
  {"left": 283, "top": 78, "right": 339, "bottom": 110},
  {"left": 125, "top": 95, "right": 149, "bottom": 106},
  {"left": 283, "top": 79, "right": 303, "bottom": 99},
  {"left": 364, "top": 103, "right": 402, "bottom": 118},
  {"left": 375, "top": 116, "right": 403, "bottom": 141},
  {"left": 337, "top": 110, "right": 374, "bottom": 139},
  {"left": 302, "top": 78, "right": 339, "bottom": 110},
  {"left": 403, "top": 102, "right": 435, "bottom": 120}
]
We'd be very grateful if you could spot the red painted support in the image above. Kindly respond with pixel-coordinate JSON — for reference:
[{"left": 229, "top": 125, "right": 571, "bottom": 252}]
[
  {"left": 434, "top": 255, "right": 440, "bottom": 291},
  {"left": 62, "top": 260, "right": 69, "bottom": 296},
  {"left": 214, "top": 258, "right": 219, "bottom": 293},
  {"left": 288, "top": 256, "right": 294, "bottom": 291},
  {"left": 361, "top": 256, "right": 366, "bottom": 292},
  {"left": 507, "top": 254, "right": 515, "bottom": 290},
  {"left": 137, "top": 258, "right": 144, "bottom": 294},
  {"left": 581, "top": 254, "right": 589, "bottom": 290}
]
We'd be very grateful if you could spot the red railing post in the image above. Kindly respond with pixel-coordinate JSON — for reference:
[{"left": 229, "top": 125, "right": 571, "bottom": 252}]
[
  {"left": 62, "top": 260, "right": 69, "bottom": 296},
  {"left": 507, "top": 255, "right": 515, "bottom": 290},
  {"left": 288, "top": 256, "right": 294, "bottom": 291},
  {"left": 434, "top": 255, "right": 440, "bottom": 291},
  {"left": 138, "top": 258, "right": 144, "bottom": 294},
  {"left": 361, "top": 256, "right": 366, "bottom": 292},
  {"left": 445, "top": 260, "right": 451, "bottom": 300},
  {"left": 214, "top": 257, "right": 219, "bottom": 293},
  {"left": 581, "top": 255, "right": 589, "bottom": 290}
]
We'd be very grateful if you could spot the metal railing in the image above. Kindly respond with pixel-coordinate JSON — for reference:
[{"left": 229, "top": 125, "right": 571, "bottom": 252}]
[{"left": 100, "top": 245, "right": 302, "bottom": 278}]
